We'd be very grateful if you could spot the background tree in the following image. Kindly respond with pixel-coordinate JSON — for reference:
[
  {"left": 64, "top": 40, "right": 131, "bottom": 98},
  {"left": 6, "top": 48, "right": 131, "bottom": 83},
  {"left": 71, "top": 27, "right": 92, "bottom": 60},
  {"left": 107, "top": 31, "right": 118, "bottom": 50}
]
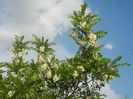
[{"left": 0, "top": 3, "right": 130, "bottom": 99}]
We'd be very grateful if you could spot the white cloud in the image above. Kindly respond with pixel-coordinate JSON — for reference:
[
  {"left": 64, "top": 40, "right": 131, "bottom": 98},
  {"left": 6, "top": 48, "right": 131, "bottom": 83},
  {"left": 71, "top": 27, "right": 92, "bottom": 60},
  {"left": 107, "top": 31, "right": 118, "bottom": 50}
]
[
  {"left": 104, "top": 43, "right": 113, "bottom": 50},
  {"left": 100, "top": 84, "right": 121, "bottom": 99},
  {"left": 0, "top": 0, "right": 88, "bottom": 58},
  {"left": 0, "top": 0, "right": 86, "bottom": 41}
]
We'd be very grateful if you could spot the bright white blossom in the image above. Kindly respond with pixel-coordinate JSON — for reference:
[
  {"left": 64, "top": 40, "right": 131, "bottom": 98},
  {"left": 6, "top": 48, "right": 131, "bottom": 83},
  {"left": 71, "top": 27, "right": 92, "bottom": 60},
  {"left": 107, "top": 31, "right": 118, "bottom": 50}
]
[
  {"left": 22, "top": 49, "right": 27, "bottom": 55},
  {"left": 39, "top": 46, "right": 45, "bottom": 52},
  {"left": 80, "top": 21, "right": 87, "bottom": 28},
  {"left": 77, "top": 66, "right": 85, "bottom": 72},
  {"left": 103, "top": 74, "right": 108, "bottom": 80},
  {"left": 87, "top": 33, "right": 97, "bottom": 41},
  {"left": 39, "top": 55, "right": 45, "bottom": 62},
  {"left": 93, "top": 53, "right": 99, "bottom": 60},
  {"left": 39, "top": 73, "right": 43, "bottom": 79},
  {"left": 80, "top": 41, "right": 86, "bottom": 46},
  {"left": 47, "top": 56, "right": 52, "bottom": 63},
  {"left": 42, "top": 63, "right": 48, "bottom": 71},
  {"left": 34, "top": 58, "right": 38, "bottom": 64},
  {"left": 54, "top": 63, "right": 59, "bottom": 70},
  {"left": 73, "top": 71, "right": 78, "bottom": 78},
  {"left": 18, "top": 52, "right": 23, "bottom": 57},
  {"left": 72, "top": 31, "right": 78, "bottom": 38},
  {"left": 11, "top": 54, "right": 17, "bottom": 60},
  {"left": 87, "top": 40, "right": 98, "bottom": 47},
  {"left": 8, "top": 91, "right": 15, "bottom": 97},
  {"left": 9, "top": 48, "right": 15, "bottom": 52},
  {"left": 53, "top": 74, "right": 60, "bottom": 82},
  {"left": 46, "top": 70, "right": 51, "bottom": 79},
  {"left": 107, "top": 76, "right": 113, "bottom": 83},
  {"left": 15, "top": 59, "right": 20, "bottom": 64}
]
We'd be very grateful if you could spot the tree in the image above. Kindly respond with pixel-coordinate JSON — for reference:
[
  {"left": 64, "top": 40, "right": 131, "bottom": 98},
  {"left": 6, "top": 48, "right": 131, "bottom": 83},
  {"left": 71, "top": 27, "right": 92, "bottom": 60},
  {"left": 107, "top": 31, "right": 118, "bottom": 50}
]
[{"left": 0, "top": 3, "right": 130, "bottom": 99}]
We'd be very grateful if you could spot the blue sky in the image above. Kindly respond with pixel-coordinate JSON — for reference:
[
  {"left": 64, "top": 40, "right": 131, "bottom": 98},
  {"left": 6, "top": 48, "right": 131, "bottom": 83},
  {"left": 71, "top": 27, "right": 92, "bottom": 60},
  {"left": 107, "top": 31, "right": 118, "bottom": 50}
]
[{"left": 0, "top": 0, "right": 133, "bottom": 98}]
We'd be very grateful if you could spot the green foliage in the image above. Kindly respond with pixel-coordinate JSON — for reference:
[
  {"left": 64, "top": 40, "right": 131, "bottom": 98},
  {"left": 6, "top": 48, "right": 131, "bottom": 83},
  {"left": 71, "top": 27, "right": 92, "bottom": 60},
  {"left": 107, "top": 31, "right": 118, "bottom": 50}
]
[{"left": 0, "top": 3, "right": 130, "bottom": 99}]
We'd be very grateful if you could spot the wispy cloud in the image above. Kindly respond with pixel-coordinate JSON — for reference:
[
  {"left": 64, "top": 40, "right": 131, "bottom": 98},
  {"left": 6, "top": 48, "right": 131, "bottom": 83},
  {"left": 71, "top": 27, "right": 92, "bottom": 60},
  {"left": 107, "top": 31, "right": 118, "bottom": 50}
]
[
  {"left": 104, "top": 43, "right": 114, "bottom": 50},
  {"left": 0, "top": 0, "right": 86, "bottom": 42},
  {"left": 100, "top": 84, "right": 121, "bottom": 99},
  {"left": 0, "top": 0, "right": 86, "bottom": 59}
]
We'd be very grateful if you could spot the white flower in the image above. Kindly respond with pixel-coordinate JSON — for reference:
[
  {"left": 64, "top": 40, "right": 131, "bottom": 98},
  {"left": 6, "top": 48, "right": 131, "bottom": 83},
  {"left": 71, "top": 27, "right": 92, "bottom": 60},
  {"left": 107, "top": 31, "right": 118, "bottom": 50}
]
[
  {"left": 39, "top": 55, "right": 45, "bottom": 62},
  {"left": 77, "top": 66, "right": 85, "bottom": 72},
  {"left": 11, "top": 54, "right": 17, "bottom": 60},
  {"left": 8, "top": 90, "right": 15, "bottom": 97},
  {"left": 54, "top": 63, "right": 59, "bottom": 70},
  {"left": 9, "top": 48, "right": 15, "bottom": 52},
  {"left": 103, "top": 74, "right": 108, "bottom": 80},
  {"left": 80, "top": 22, "right": 86, "bottom": 28},
  {"left": 46, "top": 70, "right": 51, "bottom": 79},
  {"left": 87, "top": 40, "right": 97, "bottom": 47},
  {"left": 22, "top": 49, "right": 27, "bottom": 55},
  {"left": 39, "top": 73, "right": 43, "bottom": 79},
  {"left": 18, "top": 52, "right": 23, "bottom": 57},
  {"left": 40, "top": 46, "right": 45, "bottom": 52},
  {"left": 15, "top": 59, "right": 20, "bottom": 64},
  {"left": 107, "top": 76, "right": 114, "bottom": 83},
  {"left": 47, "top": 56, "right": 52, "bottom": 63},
  {"left": 73, "top": 71, "right": 78, "bottom": 78},
  {"left": 72, "top": 31, "right": 78, "bottom": 38},
  {"left": 93, "top": 53, "right": 99, "bottom": 60},
  {"left": 80, "top": 41, "right": 86, "bottom": 46},
  {"left": 53, "top": 74, "right": 60, "bottom": 82},
  {"left": 87, "top": 33, "right": 97, "bottom": 41},
  {"left": 34, "top": 58, "right": 38, "bottom": 64},
  {"left": 42, "top": 63, "right": 47, "bottom": 71}
]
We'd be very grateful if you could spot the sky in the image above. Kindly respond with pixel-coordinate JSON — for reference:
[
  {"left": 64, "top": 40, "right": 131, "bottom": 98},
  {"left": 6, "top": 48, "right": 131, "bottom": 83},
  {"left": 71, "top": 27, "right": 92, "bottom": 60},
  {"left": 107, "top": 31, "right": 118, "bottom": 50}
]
[{"left": 0, "top": 0, "right": 133, "bottom": 98}]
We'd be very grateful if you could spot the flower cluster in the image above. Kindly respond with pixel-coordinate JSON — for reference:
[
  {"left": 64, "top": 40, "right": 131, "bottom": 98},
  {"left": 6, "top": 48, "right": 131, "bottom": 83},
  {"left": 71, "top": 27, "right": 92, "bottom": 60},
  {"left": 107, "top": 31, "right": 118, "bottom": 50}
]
[
  {"left": 73, "top": 71, "right": 78, "bottom": 78},
  {"left": 77, "top": 66, "right": 85, "bottom": 72},
  {"left": 80, "top": 22, "right": 87, "bottom": 29},
  {"left": 8, "top": 90, "right": 15, "bottom": 97},
  {"left": 87, "top": 33, "right": 98, "bottom": 47},
  {"left": 72, "top": 31, "right": 78, "bottom": 38},
  {"left": 53, "top": 74, "right": 60, "bottom": 82},
  {"left": 39, "top": 46, "right": 45, "bottom": 52},
  {"left": 10, "top": 48, "right": 27, "bottom": 64}
]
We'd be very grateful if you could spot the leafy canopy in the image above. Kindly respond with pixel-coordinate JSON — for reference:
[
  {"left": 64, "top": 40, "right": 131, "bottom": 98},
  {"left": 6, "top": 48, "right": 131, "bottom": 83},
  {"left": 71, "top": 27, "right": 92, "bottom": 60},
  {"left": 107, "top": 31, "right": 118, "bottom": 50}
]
[{"left": 0, "top": 3, "right": 130, "bottom": 99}]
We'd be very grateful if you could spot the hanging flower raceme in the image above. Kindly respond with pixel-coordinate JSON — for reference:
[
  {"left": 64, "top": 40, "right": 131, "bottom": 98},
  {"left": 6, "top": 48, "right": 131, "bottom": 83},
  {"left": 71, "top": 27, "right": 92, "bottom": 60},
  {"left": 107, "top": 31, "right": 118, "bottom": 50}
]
[
  {"left": 77, "top": 66, "right": 85, "bottom": 72},
  {"left": 39, "top": 46, "right": 45, "bottom": 52},
  {"left": 22, "top": 48, "right": 27, "bottom": 55},
  {"left": 72, "top": 31, "right": 78, "bottom": 38},
  {"left": 80, "top": 41, "right": 86, "bottom": 46},
  {"left": 73, "top": 71, "right": 78, "bottom": 78},
  {"left": 80, "top": 21, "right": 87, "bottom": 29},
  {"left": 107, "top": 76, "right": 114, "bottom": 83},
  {"left": 41, "top": 63, "right": 48, "bottom": 71},
  {"left": 87, "top": 33, "right": 97, "bottom": 41},
  {"left": 54, "top": 63, "right": 59, "bottom": 70},
  {"left": 8, "top": 90, "right": 15, "bottom": 97},
  {"left": 46, "top": 70, "right": 52, "bottom": 79},
  {"left": 53, "top": 74, "right": 60, "bottom": 82},
  {"left": 18, "top": 52, "right": 23, "bottom": 58}
]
